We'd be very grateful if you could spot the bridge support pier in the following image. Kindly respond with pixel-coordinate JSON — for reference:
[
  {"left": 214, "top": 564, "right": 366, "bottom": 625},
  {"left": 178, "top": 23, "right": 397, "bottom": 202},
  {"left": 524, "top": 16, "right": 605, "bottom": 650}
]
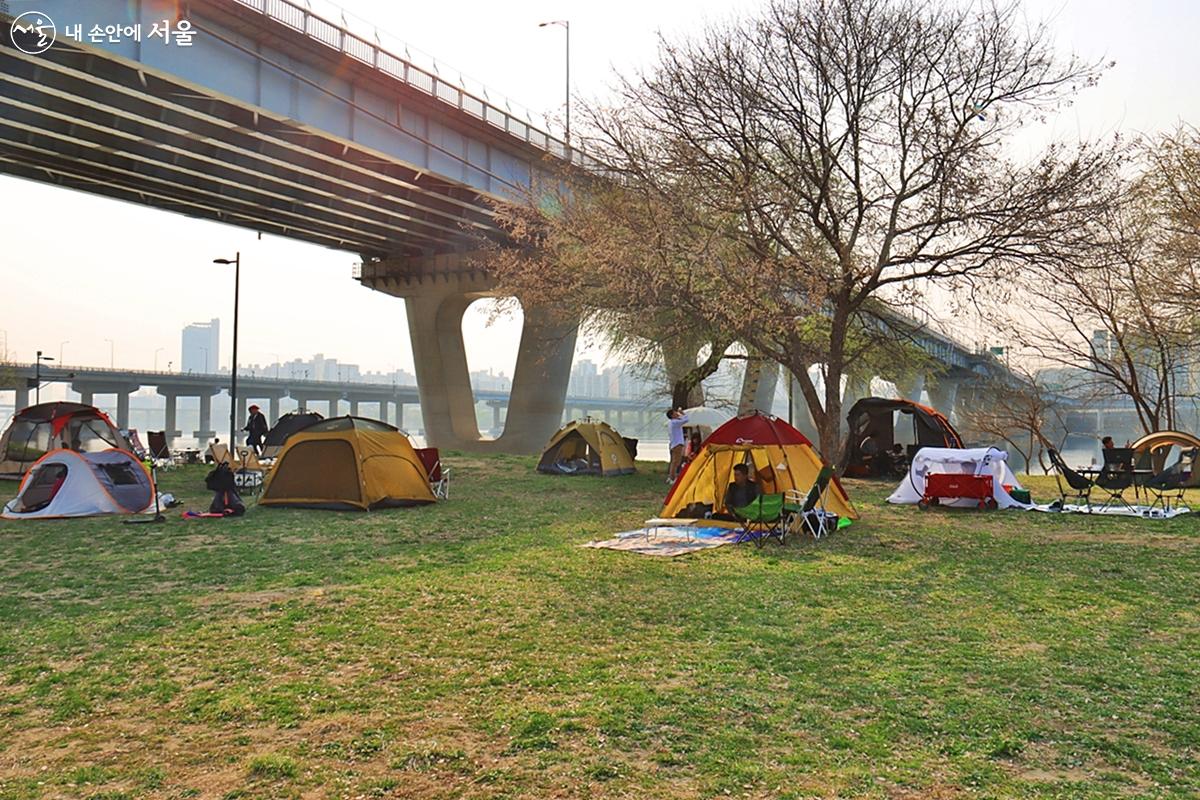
[
  {"left": 393, "top": 274, "right": 576, "bottom": 454},
  {"left": 267, "top": 395, "right": 282, "bottom": 425},
  {"left": 841, "top": 374, "right": 872, "bottom": 415},
  {"left": 739, "top": 356, "right": 779, "bottom": 415},
  {"left": 929, "top": 379, "right": 960, "bottom": 422},
  {"left": 194, "top": 391, "right": 217, "bottom": 448},
  {"left": 157, "top": 391, "right": 182, "bottom": 444},
  {"left": 349, "top": 399, "right": 359, "bottom": 417},
  {"left": 789, "top": 372, "right": 821, "bottom": 442},
  {"left": 15, "top": 385, "right": 29, "bottom": 411},
  {"left": 895, "top": 374, "right": 926, "bottom": 404},
  {"left": 77, "top": 389, "right": 93, "bottom": 406}
]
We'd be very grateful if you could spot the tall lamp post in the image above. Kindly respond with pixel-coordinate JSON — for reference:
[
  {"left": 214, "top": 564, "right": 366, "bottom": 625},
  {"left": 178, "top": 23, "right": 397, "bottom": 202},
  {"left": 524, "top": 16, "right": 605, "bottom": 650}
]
[
  {"left": 213, "top": 252, "right": 241, "bottom": 447},
  {"left": 538, "top": 19, "right": 570, "bottom": 145},
  {"left": 34, "top": 350, "right": 53, "bottom": 404}
]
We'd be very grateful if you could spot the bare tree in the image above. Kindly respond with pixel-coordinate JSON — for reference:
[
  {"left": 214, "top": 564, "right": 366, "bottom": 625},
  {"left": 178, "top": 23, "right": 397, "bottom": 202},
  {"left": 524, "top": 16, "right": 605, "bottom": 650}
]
[
  {"left": 1015, "top": 139, "right": 1200, "bottom": 436},
  {"left": 489, "top": 0, "right": 1118, "bottom": 460},
  {"left": 959, "top": 367, "right": 1067, "bottom": 474}
]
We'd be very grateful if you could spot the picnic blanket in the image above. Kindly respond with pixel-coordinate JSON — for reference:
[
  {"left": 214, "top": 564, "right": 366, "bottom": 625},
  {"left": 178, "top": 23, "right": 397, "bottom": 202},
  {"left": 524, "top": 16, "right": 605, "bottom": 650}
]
[{"left": 584, "top": 526, "right": 741, "bottom": 557}]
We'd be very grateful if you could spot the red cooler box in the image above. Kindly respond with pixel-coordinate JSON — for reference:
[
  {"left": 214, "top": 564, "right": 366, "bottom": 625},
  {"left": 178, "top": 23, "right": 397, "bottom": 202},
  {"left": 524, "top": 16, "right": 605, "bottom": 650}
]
[{"left": 919, "top": 473, "right": 996, "bottom": 510}]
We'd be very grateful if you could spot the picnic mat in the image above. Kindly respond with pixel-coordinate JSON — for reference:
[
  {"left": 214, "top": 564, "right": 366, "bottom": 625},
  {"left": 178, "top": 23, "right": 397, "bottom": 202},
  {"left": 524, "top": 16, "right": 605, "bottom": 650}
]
[
  {"left": 584, "top": 526, "right": 741, "bottom": 557},
  {"left": 1030, "top": 503, "right": 1191, "bottom": 519}
]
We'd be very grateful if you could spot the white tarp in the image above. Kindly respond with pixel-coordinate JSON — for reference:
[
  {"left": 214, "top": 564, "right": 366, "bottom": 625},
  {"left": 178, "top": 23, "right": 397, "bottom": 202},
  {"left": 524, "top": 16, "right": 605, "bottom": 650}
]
[{"left": 888, "top": 446, "right": 1031, "bottom": 509}]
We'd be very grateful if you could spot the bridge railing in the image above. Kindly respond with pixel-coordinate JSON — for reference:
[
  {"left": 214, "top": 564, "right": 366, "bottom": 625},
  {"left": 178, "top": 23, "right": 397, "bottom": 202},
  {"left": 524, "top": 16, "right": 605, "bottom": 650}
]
[{"left": 230, "top": 0, "right": 585, "bottom": 165}]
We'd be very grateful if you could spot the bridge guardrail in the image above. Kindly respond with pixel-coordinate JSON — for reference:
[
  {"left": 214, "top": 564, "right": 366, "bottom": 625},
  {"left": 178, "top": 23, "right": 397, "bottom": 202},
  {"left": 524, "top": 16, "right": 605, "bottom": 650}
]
[{"left": 231, "top": 0, "right": 587, "bottom": 166}]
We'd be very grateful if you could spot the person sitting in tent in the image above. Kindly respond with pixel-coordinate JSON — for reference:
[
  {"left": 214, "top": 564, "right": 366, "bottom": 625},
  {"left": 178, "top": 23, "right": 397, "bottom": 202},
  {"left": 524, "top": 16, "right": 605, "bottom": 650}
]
[
  {"left": 684, "top": 430, "right": 703, "bottom": 464},
  {"left": 244, "top": 405, "right": 269, "bottom": 456},
  {"left": 723, "top": 463, "right": 760, "bottom": 514}
]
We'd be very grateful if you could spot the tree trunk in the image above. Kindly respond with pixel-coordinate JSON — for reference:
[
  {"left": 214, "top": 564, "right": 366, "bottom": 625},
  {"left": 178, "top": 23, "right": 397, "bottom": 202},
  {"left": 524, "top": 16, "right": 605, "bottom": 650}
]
[{"left": 661, "top": 339, "right": 708, "bottom": 408}]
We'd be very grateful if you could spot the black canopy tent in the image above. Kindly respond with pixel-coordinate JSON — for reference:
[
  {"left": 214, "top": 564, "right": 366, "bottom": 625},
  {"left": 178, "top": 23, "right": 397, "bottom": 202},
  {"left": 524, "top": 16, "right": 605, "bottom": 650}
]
[{"left": 842, "top": 397, "right": 963, "bottom": 478}]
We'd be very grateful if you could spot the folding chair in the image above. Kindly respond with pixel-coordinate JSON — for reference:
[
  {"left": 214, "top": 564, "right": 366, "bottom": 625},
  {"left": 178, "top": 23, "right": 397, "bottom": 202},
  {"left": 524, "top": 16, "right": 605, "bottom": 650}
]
[
  {"left": 1096, "top": 448, "right": 1135, "bottom": 512},
  {"left": 732, "top": 493, "right": 786, "bottom": 548},
  {"left": 1047, "top": 448, "right": 1093, "bottom": 509},
  {"left": 784, "top": 465, "right": 836, "bottom": 539},
  {"left": 1144, "top": 448, "right": 1196, "bottom": 514},
  {"left": 146, "top": 431, "right": 177, "bottom": 470},
  {"left": 207, "top": 442, "right": 237, "bottom": 467},
  {"left": 415, "top": 447, "right": 450, "bottom": 500}
]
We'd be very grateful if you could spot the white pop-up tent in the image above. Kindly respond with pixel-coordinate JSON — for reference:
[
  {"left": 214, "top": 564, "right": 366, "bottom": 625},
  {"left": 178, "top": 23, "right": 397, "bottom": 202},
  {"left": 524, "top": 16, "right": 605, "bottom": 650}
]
[
  {"left": 888, "top": 446, "right": 1031, "bottom": 510},
  {"left": 2, "top": 449, "right": 156, "bottom": 519}
]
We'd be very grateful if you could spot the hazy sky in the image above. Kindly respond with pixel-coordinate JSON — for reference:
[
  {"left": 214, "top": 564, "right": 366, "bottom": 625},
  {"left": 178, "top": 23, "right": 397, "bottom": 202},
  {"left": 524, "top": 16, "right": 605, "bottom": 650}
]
[{"left": 2, "top": 0, "right": 1197, "bottom": 375}]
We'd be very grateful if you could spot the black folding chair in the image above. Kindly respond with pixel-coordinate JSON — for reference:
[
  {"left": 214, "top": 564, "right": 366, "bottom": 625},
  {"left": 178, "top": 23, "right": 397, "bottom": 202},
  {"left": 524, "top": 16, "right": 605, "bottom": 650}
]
[
  {"left": 146, "top": 431, "right": 176, "bottom": 470},
  {"left": 1144, "top": 448, "right": 1196, "bottom": 514},
  {"left": 1048, "top": 448, "right": 1093, "bottom": 509},
  {"left": 1096, "top": 448, "right": 1135, "bottom": 512}
]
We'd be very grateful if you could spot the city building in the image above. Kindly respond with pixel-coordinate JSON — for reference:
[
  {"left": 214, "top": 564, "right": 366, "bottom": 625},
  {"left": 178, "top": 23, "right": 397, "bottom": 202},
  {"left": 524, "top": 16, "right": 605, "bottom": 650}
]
[{"left": 181, "top": 318, "right": 219, "bottom": 374}]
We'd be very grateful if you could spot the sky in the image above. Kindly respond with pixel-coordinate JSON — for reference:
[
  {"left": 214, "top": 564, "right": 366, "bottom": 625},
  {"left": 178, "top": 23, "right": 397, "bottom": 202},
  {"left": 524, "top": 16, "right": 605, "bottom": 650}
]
[{"left": 1, "top": 0, "right": 1198, "bottom": 375}]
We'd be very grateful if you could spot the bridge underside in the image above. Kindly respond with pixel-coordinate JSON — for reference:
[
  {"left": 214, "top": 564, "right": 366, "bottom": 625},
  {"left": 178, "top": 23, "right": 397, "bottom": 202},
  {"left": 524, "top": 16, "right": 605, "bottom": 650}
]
[
  {"left": 0, "top": 8, "right": 582, "bottom": 453},
  {"left": 0, "top": 19, "right": 495, "bottom": 258}
]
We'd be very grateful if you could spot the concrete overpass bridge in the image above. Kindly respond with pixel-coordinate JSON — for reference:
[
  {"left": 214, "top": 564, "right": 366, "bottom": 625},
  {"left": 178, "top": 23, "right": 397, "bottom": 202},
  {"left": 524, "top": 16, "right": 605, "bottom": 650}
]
[
  {"left": 1, "top": 0, "right": 1008, "bottom": 452},
  {"left": 0, "top": 363, "right": 668, "bottom": 446},
  {"left": 1, "top": 0, "right": 582, "bottom": 452}
]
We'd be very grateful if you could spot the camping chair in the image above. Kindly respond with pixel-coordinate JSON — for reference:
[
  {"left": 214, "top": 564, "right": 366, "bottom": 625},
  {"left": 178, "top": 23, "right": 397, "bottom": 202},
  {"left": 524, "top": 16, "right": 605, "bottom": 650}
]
[
  {"left": 783, "top": 466, "right": 836, "bottom": 539},
  {"left": 1144, "top": 448, "right": 1196, "bottom": 514},
  {"left": 207, "top": 442, "right": 237, "bottom": 467},
  {"left": 125, "top": 429, "right": 148, "bottom": 460},
  {"left": 415, "top": 447, "right": 450, "bottom": 499},
  {"left": 1047, "top": 448, "right": 1093, "bottom": 509},
  {"left": 732, "top": 493, "right": 786, "bottom": 548},
  {"left": 1095, "top": 448, "right": 1135, "bottom": 512},
  {"left": 146, "top": 431, "right": 177, "bottom": 470}
]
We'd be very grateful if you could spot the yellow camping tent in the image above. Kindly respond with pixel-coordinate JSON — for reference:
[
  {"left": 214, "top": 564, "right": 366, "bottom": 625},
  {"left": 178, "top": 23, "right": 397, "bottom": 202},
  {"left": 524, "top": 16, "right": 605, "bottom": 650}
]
[
  {"left": 661, "top": 412, "right": 856, "bottom": 524},
  {"left": 260, "top": 417, "right": 435, "bottom": 510},
  {"left": 537, "top": 419, "right": 636, "bottom": 476}
]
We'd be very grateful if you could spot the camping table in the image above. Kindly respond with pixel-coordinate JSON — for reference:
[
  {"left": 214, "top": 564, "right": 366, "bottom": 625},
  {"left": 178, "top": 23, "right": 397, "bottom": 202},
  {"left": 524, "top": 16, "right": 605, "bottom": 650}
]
[{"left": 1077, "top": 468, "right": 1156, "bottom": 501}]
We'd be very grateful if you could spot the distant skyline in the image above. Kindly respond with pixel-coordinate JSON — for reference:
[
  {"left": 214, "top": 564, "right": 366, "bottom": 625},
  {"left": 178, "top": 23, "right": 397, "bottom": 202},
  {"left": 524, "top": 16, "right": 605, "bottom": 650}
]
[{"left": 2, "top": 0, "right": 1198, "bottom": 377}]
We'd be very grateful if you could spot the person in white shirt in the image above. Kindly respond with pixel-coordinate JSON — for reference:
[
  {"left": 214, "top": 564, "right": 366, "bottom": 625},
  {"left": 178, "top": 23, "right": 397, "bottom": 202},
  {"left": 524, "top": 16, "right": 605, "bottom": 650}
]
[{"left": 666, "top": 408, "right": 690, "bottom": 483}]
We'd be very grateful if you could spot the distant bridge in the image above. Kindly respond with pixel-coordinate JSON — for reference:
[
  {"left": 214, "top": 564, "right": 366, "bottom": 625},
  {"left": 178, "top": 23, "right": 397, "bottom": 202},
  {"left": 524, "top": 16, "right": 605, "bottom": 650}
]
[{"left": 1, "top": 364, "right": 666, "bottom": 446}]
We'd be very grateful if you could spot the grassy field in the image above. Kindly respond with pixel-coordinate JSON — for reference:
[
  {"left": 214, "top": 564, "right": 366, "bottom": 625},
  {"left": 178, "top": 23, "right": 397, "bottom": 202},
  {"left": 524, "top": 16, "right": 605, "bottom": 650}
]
[{"left": 0, "top": 455, "right": 1198, "bottom": 799}]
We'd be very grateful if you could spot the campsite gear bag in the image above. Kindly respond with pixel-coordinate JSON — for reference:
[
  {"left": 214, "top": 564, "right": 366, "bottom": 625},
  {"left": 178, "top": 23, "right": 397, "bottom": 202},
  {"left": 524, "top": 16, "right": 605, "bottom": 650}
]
[{"left": 205, "top": 463, "right": 246, "bottom": 516}]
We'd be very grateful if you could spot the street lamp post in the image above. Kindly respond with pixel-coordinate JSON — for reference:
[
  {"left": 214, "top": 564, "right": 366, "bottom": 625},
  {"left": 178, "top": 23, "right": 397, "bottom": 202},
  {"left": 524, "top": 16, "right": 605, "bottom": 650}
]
[
  {"left": 538, "top": 20, "right": 570, "bottom": 145},
  {"left": 58, "top": 340, "right": 69, "bottom": 364},
  {"left": 34, "top": 350, "right": 54, "bottom": 405},
  {"left": 213, "top": 252, "right": 241, "bottom": 447}
]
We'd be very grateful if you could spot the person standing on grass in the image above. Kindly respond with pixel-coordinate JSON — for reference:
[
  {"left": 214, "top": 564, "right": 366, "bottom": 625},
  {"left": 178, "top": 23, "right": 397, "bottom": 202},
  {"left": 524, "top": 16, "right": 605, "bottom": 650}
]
[
  {"left": 244, "top": 404, "right": 269, "bottom": 456},
  {"left": 666, "top": 408, "right": 690, "bottom": 483}
]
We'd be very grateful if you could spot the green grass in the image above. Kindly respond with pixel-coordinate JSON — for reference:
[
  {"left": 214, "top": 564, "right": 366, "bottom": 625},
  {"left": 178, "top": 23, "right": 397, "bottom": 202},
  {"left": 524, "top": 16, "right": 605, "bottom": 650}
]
[{"left": 0, "top": 455, "right": 1198, "bottom": 798}]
